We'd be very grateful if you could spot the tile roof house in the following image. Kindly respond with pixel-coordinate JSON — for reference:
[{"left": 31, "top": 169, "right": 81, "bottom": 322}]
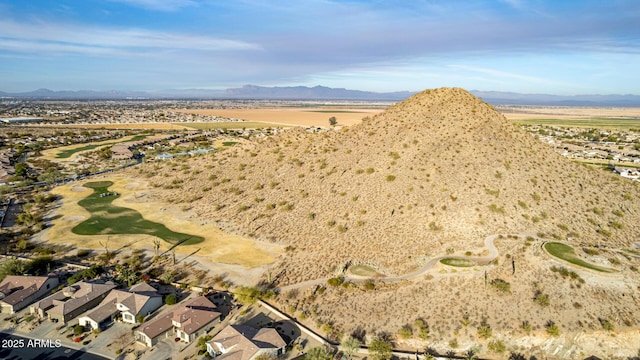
[
  {"left": 78, "top": 282, "right": 162, "bottom": 330},
  {"left": 207, "top": 324, "right": 287, "bottom": 360},
  {"left": 30, "top": 281, "right": 116, "bottom": 324},
  {"left": 135, "top": 295, "right": 221, "bottom": 347},
  {"left": 172, "top": 296, "right": 221, "bottom": 344},
  {"left": 0, "top": 275, "right": 59, "bottom": 314}
]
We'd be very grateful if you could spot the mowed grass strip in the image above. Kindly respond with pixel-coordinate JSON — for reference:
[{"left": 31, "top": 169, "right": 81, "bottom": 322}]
[
  {"left": 440, "top": 258, "right": 476, "bottom": 267},
  {"left": 544, "top": 242, "right": 616, "bottom": 273},
  {"left": 348, "top": 265, "right": 379, "bottom": 277},
  {"left": 511, "top": 117, "right": 640, "bottom": 129},
  {"left": 55, "top": 135, "right": 149, "bottom": 159},
  {"left": 56, "top": 143, "right": 114, "bottom": 158},
  {"left": 72, "top": 181, "right": 203, "bottom": 245}
]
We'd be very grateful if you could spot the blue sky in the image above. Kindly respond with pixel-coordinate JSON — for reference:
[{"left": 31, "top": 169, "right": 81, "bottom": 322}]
[{"left": 0, "top": 0, "right": 639, "bottom": 94}]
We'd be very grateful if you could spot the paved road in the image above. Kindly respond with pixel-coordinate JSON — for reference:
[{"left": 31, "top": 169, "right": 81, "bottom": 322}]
[
  {"left": 279, "top": 233, "right": 504, "bottom": 292},
  {"left": 0, "top": 332, "right": 109, "bottom": 360}
]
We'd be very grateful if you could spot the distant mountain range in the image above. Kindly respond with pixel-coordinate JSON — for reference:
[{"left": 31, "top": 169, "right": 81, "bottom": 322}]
[{"left": 1, "top": 85, "right": 640, "bottom": 105}]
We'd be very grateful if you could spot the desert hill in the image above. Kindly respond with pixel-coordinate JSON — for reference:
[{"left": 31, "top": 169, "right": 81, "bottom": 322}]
[
  {"left": 139, "top": 87, "right": 639, "bottom": 283},
  {"left": 130, "top": 87, "right": 640, "bottom": 356}
]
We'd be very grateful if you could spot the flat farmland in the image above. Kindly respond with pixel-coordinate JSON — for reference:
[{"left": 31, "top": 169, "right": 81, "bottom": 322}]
[
  {"left": 180, "top": 121, "right": 287, "bottom": 130},
  {"left": 39, "top": 122, "right": 190, "bottom": 130},
  {"left": 502, "top": 106, "right": 640, "bottom": 129},
  {"left": 174, "top": 107, "right": 384, "bottom": 127}
]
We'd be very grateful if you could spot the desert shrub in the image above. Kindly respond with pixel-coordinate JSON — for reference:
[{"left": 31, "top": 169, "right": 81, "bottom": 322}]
[
  {"left": 484, "top": 188, "right": 500, "bottom": 197},
  {"left": 599, "top": 318, "right": 615, "bottom": 331},
  {"left": 477, "top": 323, "right": 492, "bottom": 339},
  {"left": 545, "top": 321, "right": 560, "bottom": 337},
  {"left": 583, "top": 248, "right": 599, "bottom": 255},
  {"left": 76, "top": 249, "right": 90, "bottom": 257},
  {"left": 363, "top": 280, "right": 375, "bottom": 290},
  {"left": 520, "top": 320, "right": 532, "bottom": 333},
  {"left": 610, "top": 221, "right": 624, "bottom": 229},
  {"left": 597, "top": 228, "right": 612, "bottom": 237},
  {"left": 304, "top": 347, "right": 332, "bottom": 360},
  {"left": 414, "top": 319, "right": 430, "bottom": 340},
  {"left": 368, "top": 338, "right": 393, "bottom": 360},
  {"left": 234, "top": 286, "right": 274, "bottom": 305},
  {"left": 428, "top": 222, "right": 441, "bottom": 231},
  {"left": 73, "top": 325, "right": 84, "bottom": 336},
  {"left": 490, "top": 278, "right": 511, "bottom": 294},
  {"left": 488, "top": 340, "right": 506, "bottom": 354},
  {"left": 398, "top": 325, "right": 413, "bottom": 339},
  {"left": 534, "top": 291, "right": 550, "bottom": 307},
  {"left": 327, "top": 277, "right": 344, "bottom": 287},
  {"left": 386, "top": 175, "right": 396, "bottom": 182},
  {"left": 165, "top": 294, "right": 178, "bottom": 305},
  {"left": 488, "top": 204, "right": 505, "bottom": 214}
]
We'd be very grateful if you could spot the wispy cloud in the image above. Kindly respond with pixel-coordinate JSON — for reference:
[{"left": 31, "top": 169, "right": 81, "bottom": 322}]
[
  {"left": 1, "top": 0, "right": 639, "bottom": 94},
  {"left": 0, "top": 19, "right": 260, "bottom": 57},
  {"left": 107, "top": 0, "right": 197, "bottom": 12},
  {"left": 448, "top": 64, "right": 556, "bottom": 84}
]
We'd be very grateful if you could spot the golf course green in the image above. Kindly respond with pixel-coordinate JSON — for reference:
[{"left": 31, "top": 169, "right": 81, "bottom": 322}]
[
  {"left": 71, "top": 181, "right": 203, "bottom": 245},
  {"left": 544, "top": 242, "right": 616, "bottom": 273}
]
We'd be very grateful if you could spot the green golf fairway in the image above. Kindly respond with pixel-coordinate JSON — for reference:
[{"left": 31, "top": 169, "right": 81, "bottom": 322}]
[{"left": 71, "top": 181, "right": 203, "bottom": 245}]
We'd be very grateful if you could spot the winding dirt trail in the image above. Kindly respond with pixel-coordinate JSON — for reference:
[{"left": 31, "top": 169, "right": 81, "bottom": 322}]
[{"left": 279, "top": 233, "right": 503, "bottom": 292}]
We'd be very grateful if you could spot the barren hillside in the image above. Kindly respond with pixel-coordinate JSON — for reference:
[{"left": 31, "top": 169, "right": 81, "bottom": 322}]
[
  {"left": 135, "top": 87, "right": 639, "bottom": 283},
  {"left": 127, "top": 88, "right": 640, "bottom": 357}
]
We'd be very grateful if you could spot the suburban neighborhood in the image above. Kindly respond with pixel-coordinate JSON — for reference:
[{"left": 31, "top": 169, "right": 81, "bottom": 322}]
[{"left": 0, "top": 264, "right": 327, "bottom": 360}]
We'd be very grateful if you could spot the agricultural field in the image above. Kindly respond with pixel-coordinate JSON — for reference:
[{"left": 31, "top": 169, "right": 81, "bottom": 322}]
[
  {"left": 173, "top": 107, "right": 383, "bottom": 127},
  {"left": 501, "top": 106, "right": 640, "bottom": 129},
  {"left": 510, "top": 117, "right": 640, "bottom": 129},
  {"left": 179, "top": 121, "right": 287, "bottom": 130},
  {"left": 39, "top": 122, "right": 190, "bottom": 130}
]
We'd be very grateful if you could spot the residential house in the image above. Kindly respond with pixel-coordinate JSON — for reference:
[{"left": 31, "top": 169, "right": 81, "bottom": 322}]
[
  {"left": 31, "top": 281, "right": 116, "bottom": 324},
  {"left": 135, "top": 311, "right": 174, "bottom": 347},
  {"left": 172, "top": 296, "right": 221, "bottom": 343},
  {"left": 207, "top": 324, "right": 287, "bottom": 360},
  {"left": 135, "top": 295, "right": 220, "bottom": 347},
  {"left": 0, "top": 275, "right": 59, "bottom": 314},
  {"left": 78, "top": 282, "right": 162, "bottom": 330}
]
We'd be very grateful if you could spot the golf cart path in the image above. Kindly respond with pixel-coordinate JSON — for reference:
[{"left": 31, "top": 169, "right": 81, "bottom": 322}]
[{"left": 279, "top": 233, "right": 505, "bottom": 292}]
